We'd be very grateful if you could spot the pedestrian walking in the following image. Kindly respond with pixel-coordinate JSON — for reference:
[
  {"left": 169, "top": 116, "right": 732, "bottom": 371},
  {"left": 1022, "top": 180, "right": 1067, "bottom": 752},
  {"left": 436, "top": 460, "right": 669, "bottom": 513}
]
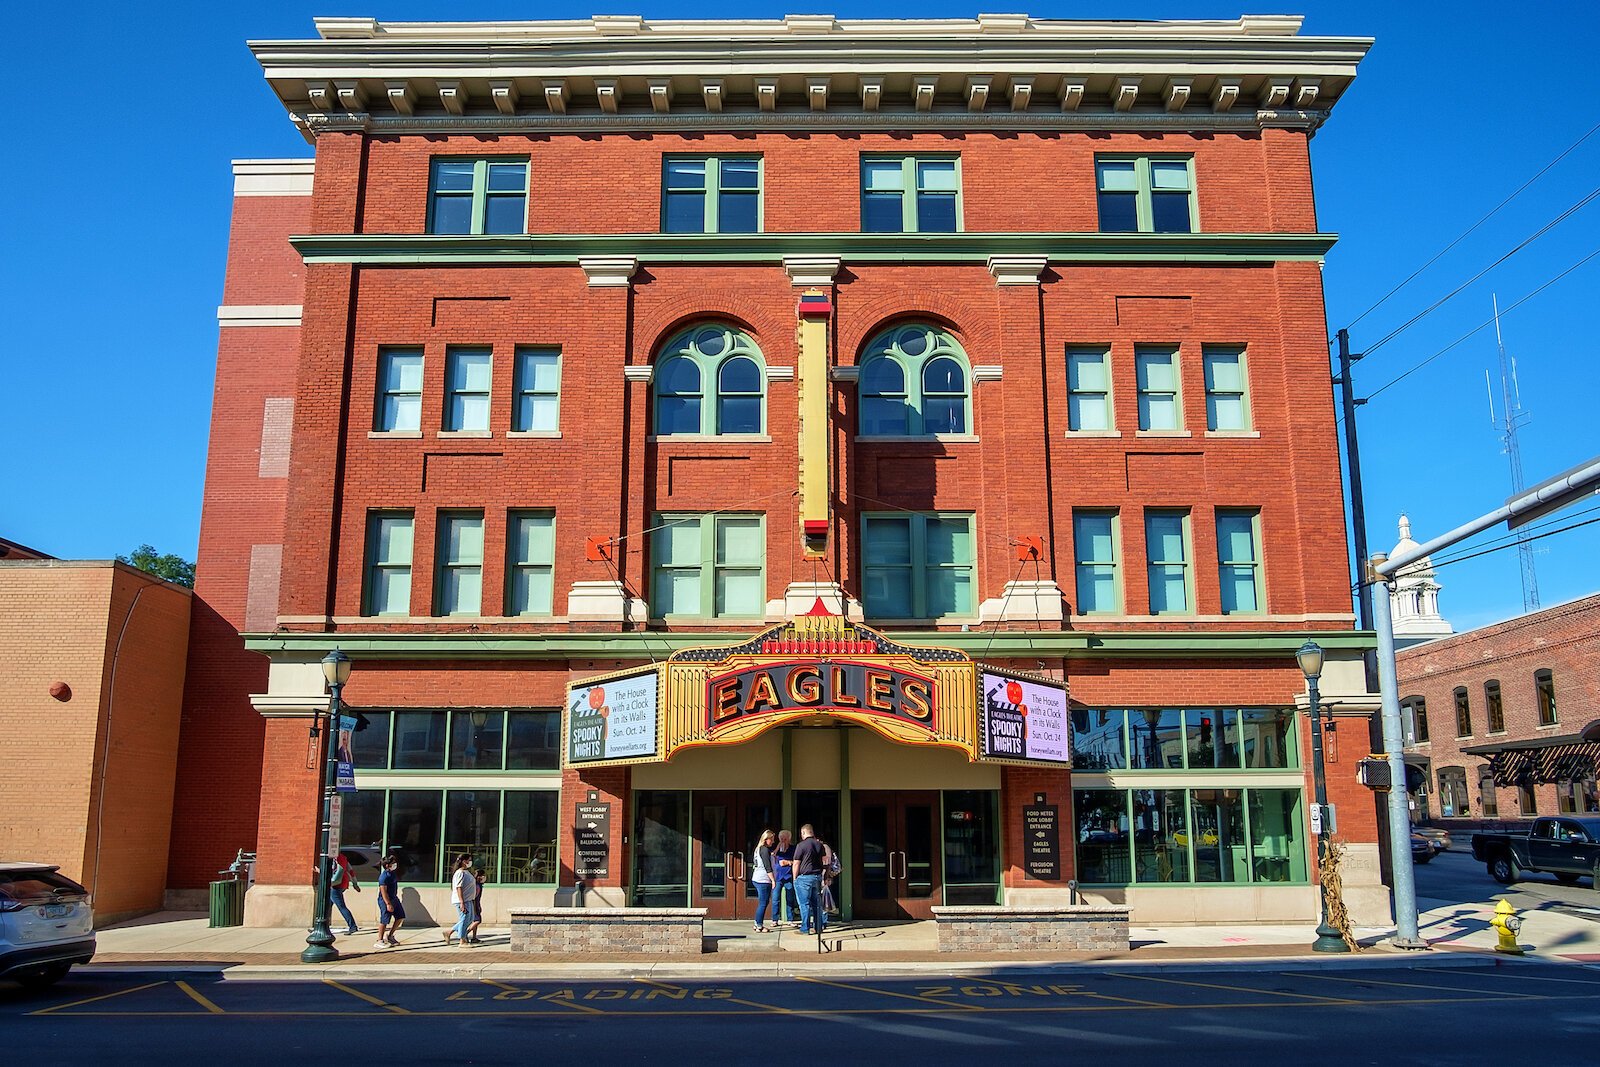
[
  {"left": 464, "top": 867, "right": 486, "bottom": 944},
  {"left": 820, "top": 841, "right": 841, "bottom": 917},
  {"left": 329, "top": 851, "right": 361, "bottom": 936},
  {"left": 750, "top": 828, "right": 777, "bottom": 932},
  {"left": 446, "top": 853, "right": 475, "bottom": 946},
  {"left": 375, "top": 853, "right": 404, "bottom": 948},
  {"left": 773, "top": 829, "right": 798, "bottom": 925},
  {"left": 791, "top": 824, "right": 829, "bottom": 936}
]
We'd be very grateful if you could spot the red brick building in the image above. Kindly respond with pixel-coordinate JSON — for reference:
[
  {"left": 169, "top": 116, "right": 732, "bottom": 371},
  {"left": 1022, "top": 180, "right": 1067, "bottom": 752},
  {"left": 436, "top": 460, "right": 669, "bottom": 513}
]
[
  {"left": 180, "top": 13, "right": 1387, "bottom": 929},
  {"left": 1400, "top": 594, "right": 1600, "bottom": 829}
]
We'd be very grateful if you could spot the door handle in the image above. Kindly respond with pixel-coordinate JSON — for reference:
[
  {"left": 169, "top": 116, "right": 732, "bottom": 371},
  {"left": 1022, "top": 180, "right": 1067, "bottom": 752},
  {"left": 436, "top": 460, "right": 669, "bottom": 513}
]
[
  {"left": 890, "top": 851, "right": 905, "bottom": 881},
  {"left": 726, "top": 852, "right": 741, "bottom": 882}
]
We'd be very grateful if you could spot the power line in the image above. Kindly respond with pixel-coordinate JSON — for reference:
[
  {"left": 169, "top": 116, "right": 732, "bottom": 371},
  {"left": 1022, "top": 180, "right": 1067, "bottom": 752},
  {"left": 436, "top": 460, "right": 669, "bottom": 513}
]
[
  {"left": 1427, "top": 502, "right": 1600, "bottom": 567},
  {"left": 1344, "top": 119, "right": 1600, "bottom": 332},
  {"left": 1426, "top": 512, "right": 1600, "bottom": 571}
]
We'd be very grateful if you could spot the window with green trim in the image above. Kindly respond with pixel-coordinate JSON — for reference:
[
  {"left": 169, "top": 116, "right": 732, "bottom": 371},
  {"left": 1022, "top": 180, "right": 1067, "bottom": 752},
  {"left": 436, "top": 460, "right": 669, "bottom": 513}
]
[
  {"left": 653, "top": 324, "right": 765, "bottom": 436},
  {"left": 341, "top": 785, "right": 559, "bottom": 886},
  {"left": 859, "top": 324, "right": 971, "bottom": 436},
  {"left": 375, "top": 348, "right": 423, "bottom": 432},
  {"left": 444, "top": 348, "right": 492, "bottom": 432},
  {"left": 435, "top": 511, "right": 484, "bottom": 617},
  {"left": 1072, "top": 510, "right": 1121, "bottom": 615},
  {"left": 1145, "top": 509, "right": 1192, "bottom": 614},
  {"left": 506, "top": 511, "right": 555, "bottom": 616},
  {"left": 1203, "top": 346, "right": 1251, "bottom": 431},
  {"left": 1095, "top": 156, "right": 1195, "bottom": 234},
  {"left": 1215, "top": 509, "right": 1263, "bottom": 614},
  {"left": 363, "top": 511, "right": 414, "bottom": 617},
  {"left": 1135, "top": 347, "right": 1182, "bottom": 431},
  {"left": 861, "top": 156, "right": 960, "bottom": 233},
  {"left": 511, "top": 348, "right": 560, "bottom": 432},
  {"left": 428, "top": 159, "right": 528, "bottom": 235},
  {"left": 651, "top": 513, "right": 765, "bottom": 618},
  {"left": 663, "top": 156, "right": 761, "bottom": 234},
  {"left": 861, "top": 512, "right": 975, "bottom": 620},
  {"left": 1066, "top": 348, "right": 1113, "bottom": 431},
  {"left": 1073, "top": 786, "right": 1308, "bottom": 886}
]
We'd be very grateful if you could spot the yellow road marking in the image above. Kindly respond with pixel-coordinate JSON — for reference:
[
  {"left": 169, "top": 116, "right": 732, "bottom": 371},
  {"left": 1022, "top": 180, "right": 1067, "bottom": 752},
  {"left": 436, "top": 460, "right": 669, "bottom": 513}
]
[
  {"left": 482, "top": 979, "right": 604, "bottom": 1013},
  {"left": 949, "top": 973, "right": 1163, "bottom": 1007},
  {"left": 1287, "top": 969, "right": 1545, "bottom": 999},
  {"left": 324, "top": 978, "right": 409, "bottom": 1014},
  {"left": 635, "top": 977, "right": 791, "bottom": 1013},
  {"left": 794, "top": 974, "right": 983, "bottom": 1011},
  {"left": 28, "top": 980, "right": 166, "bottom": 1015},
  {"left": 1109, "top": 971, "right": 1358, "bottom": 1005},
  {"left": 175, "top": 981, "right": 224, "bottom": 1014}
]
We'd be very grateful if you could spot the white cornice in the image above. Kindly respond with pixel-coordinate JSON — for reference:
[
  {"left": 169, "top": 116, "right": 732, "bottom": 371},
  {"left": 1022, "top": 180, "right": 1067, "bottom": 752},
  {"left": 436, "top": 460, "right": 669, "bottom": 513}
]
[
  {"left": 231, "top": 158, "right": 314, "bottom": 196},
  {"left": 218, "top": 304, "right": 303, "bottom": 327}
]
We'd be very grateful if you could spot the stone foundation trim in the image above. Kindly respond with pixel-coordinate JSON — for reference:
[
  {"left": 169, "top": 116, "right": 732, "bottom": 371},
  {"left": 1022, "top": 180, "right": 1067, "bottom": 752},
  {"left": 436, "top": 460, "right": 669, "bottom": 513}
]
[
  {"left": 931, "top": 905, "right": 1130, "bottom": 953},
  {"left": 509, "top": 907, "right": 706, "bottom": 954}
]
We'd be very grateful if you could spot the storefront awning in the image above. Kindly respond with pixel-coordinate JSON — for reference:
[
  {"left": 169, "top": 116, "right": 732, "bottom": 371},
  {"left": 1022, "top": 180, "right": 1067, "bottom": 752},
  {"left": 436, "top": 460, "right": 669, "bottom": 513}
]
[{"left": 1461, "top": 719, "right": 1600, "bottom": 786}]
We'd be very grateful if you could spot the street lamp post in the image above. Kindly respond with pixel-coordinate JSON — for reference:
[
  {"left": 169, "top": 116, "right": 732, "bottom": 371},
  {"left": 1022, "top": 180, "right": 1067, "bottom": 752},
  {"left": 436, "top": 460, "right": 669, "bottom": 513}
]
[
  {"left": 1297, "top": 640, "right": 1350, "bottom": 954},
  {"left": 302, "top": 649, "right": 353, "bottom": 964}
]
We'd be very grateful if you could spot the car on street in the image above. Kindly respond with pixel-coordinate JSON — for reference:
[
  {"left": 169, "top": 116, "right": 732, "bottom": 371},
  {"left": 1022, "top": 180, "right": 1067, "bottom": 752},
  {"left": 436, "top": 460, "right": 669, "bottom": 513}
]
[
  {"left": 0, "top": 863, "right": 96, "bottom": 989},
  {"left": 1410, "top": 833, "right": 1435, "bottom": 864},
  {"left": 338, "top": 844, "right": 383, "bottom": 884},
  {"left": 1414, "top": 827, "right": 1453, "bottom": 853},
  {"left": 1471, "top": 816, "right": 1600, "bottom": 886}
]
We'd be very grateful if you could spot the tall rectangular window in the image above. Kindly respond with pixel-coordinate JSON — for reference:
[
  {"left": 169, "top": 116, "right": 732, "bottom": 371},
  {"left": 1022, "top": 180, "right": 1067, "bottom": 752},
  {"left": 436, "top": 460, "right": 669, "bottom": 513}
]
[
  {"left": 1203, "top": 346, "right": 1251, "bottom": 431},
  {"left": 375, "top": 349, "right": 423, "bottom": 432},
  {"left": 861, "top": 156, "right": 959, "bottom": 233},
  {"left": 662, "top": 156, "right": 761, "bottom": 234},
  {"left": 651, "top": 514, "right": 765, "bottom": 619},
  {"left": 506, "top": 511, "right": 555, "bottom": 616},
  {"left": 1480, "top": 770, "right": 1498, "bottom": 817},
  {"left": 511, "top": 348, "right": 560, "bottom": 433},
  {"left": 364, "top": 512, "right": 414, "bottom": 617},
  {"left": 861, "top": 512, "right": 975, "bottom": 620},
  {"left": 1215, "top": 509, "right": 1263, "bottom": 614},
  {"left": 1403, "top": 697, "right": 1430, "bottom": 744},
  {"left": 445, "top": 348, "right": 492, "bottom": 432},
  {"left": 435, "top": 511, "right": 484, "bottom": 617},
  {"left": 428, "top": 159, "right": 528, "bottom": 235},
  {"left": 1145, "top": 510, "right": 1191, "bottom": 614},
  {"left": 1454, "top": 687, "right": 1472, "bottom": 738},
  {"left": 1066, "top": 348, "right": 1113, "bottom": 431},
  {"left": 1485, "top": 680, "right": 1505, "bottom": 733},
  {"left": 1072, "top": 510, "right": 1120, "bottom": 614},
  {"left": 1535, "top": 669, "right": 1558, "bottom": 725},
  {"left": 1135, "top": 347, "right": 1182, "bottom": 431},
  {"left": 1096, "top": 156, "right": 1195, "bottom": 234}
]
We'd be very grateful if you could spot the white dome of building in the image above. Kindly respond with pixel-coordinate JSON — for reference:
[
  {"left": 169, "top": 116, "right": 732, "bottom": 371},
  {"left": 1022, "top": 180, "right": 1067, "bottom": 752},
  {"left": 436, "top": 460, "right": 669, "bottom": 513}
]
[{"left": 1388, "top": 513, "right": 1453, "bottom": 646}]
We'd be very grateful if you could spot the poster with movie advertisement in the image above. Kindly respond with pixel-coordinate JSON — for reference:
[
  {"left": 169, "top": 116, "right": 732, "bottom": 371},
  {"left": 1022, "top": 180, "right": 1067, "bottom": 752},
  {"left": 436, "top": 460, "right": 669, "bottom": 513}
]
[
  {"left": 979, "top": 669, "right": 1071, "bottom": 764},
  {"left": 567, "top": 668, "right": 661, "bottom": 764}
]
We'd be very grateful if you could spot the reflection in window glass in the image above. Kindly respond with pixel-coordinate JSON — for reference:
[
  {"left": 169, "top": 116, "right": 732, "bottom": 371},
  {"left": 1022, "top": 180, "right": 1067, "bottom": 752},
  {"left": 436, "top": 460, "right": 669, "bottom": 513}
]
[
  {"left": 444, "top": 790, "right": 502, "bottom": 875},
  {"left": 387, "top": 789, "right": 444, "bottom": 884},
  {"left": 1191, "top": 789, "right": 1248, "bottom": 882},
  {"left": 505, "top": 710, "right": 560, "bottom": 770},
  {"left": 1132, "top": 789, "right": 1190, "bottom": 883},
  {"left": 1073, "top": 790, "right": 1130, "bottom": 884},
  {"left": 341, "top": 790, "right": 387, "bottom": 852},
  {"left": 1239, "top": 709, "right": 1295, "bottom": 768},
  {"left": 943, "top": 790, "right": 1000, "bottom": 905},
  {"left": 501, "top": 791, "right": 559, "bottom": 884},
  {"left": 1185, "top": 708, "right": 1238, "bottom": 769},
  {"left": 449, "top": 710, "right": 505, "bottom": 770},
  {"left": 633, "top": 790, "right": 690, "bottom": 907},
  {"left": 392, "top": 711, "right": 447, "bottom": 769},
  {"left": 1071, "top": 708, "right": 1127, "bottom": 771},
  {"left": 351, "top": 710, "right": 392, "bottom": 770},
  {"left": 1248, "top": 788, "right": 1307, "bottom": 883},
  {"left": 1129, "top": 709, "right": 1185, "bottom": 769}
]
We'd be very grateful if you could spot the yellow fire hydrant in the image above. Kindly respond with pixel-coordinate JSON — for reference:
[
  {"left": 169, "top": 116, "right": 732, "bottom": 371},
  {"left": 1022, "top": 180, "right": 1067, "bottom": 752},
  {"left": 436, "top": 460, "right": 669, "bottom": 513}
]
[{"left": 1492, "top": 898, "right": 1524, "bottom": 955}]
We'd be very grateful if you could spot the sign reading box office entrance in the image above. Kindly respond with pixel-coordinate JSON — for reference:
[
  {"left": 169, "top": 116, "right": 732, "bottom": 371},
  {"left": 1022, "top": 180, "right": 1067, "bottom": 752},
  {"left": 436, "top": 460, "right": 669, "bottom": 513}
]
[
  {"left": 978, "top": 668, "right": 1071, "bottom": 765},
  {"left": 565, "top": 666, "right": 663, "bottom": 766}
]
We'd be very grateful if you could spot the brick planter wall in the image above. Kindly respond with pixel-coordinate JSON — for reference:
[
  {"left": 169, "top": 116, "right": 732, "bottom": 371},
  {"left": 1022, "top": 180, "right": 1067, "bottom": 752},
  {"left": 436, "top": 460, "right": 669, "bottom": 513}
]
[
  {"left": 932, "top": 906, "right": 1130, "bottom": 953},
  {"left": 508, "top": 908, "right": 705, "bottom": 954}
]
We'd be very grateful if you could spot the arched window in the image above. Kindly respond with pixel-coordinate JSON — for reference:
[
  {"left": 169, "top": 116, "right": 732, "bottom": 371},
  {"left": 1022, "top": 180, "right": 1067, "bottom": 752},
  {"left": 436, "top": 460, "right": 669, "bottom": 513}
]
[
  {"left": 858, "top": 323, "right": 971, "bottom": 437},
  {"left": 653, "top": 324, "right": 765, "bottom": 436}
]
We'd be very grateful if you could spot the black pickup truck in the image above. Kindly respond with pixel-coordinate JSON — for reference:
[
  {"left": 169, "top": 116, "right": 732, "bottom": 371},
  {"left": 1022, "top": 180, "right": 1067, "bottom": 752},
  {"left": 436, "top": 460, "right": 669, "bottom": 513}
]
[{"left": 1471, "top": 816, "right": 1600, "bottom": 886}]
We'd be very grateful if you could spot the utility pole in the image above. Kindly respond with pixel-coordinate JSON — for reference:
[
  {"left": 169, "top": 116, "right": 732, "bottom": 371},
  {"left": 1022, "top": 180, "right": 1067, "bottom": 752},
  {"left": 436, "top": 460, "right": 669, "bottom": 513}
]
[{"left": 1335, "top": 329, "right": 1376, "bottom": 692}]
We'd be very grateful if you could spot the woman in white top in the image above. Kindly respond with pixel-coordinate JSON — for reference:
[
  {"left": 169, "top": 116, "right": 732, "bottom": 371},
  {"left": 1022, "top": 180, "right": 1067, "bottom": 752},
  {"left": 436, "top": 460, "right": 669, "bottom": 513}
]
[
  {"left": 446, "top": 853, "right": 475, "bottom": 946},
  {"left": 750, "top": 829, "right": 777, "bottom": 933}
]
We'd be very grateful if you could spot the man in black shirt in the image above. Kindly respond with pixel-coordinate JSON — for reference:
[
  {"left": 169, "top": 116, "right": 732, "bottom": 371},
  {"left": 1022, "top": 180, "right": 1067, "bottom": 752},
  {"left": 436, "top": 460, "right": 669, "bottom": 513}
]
[{"left": 791, "top": 823, "right": 830, "bottom": 935}]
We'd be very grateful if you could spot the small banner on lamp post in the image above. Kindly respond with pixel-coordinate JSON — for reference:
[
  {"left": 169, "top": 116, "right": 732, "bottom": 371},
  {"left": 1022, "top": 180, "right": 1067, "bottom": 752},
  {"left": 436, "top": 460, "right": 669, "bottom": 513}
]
[{"left": 336, "top": 715, "right": 358, "bottom": 792}]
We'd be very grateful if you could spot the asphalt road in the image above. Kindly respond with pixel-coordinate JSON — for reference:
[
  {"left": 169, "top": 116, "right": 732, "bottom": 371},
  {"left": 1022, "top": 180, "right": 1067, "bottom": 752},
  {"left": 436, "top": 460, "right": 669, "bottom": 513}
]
[
  {"left": 4, "top": 961, "right": 1599, "bottom": 1064},
  {"left": 1416, "top": 846, "right": 1600, "bottom": 923}
]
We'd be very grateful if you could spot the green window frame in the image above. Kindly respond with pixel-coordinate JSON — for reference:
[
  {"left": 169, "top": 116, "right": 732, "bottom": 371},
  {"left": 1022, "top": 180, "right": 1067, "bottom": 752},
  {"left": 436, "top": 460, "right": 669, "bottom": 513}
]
[
  {"left": 352, "top": 708, "right": 562, "bottom": 774},
  {"left": 1135, "top": 346, "right": 1183, "bottom": 431},
  {"left": 860, "top": 512, "right": 976, "bottom": 620},
  {"left": 363, "top": 511, "right": 414, "bottom": 617},
  {"left": 1203, "top": 346, "right": 1252, "bottom": 431},
  {"left": 861, "top": 155, "right": 961, "bottom": 233},
  {"left": 1485, "top": 679, "right": 1505, "bottom": 733},
  {"left": 428, "top": 158, "right": 528, "bottom": 235},
  {"left": 1145, "top": 509, "right": 1193, "bottom": 615},
  {"left": 434, "top": 511, "right": 484, "bottom": 617},
  {"left": 1072, "top": 510, "right": 1121, "bottom": 615},
  {"left": 1535, "top": 668, "right": 1558, "bottom": 725},
  {"left": 375, "top": 348, "right": 423, "bottom": 433},
  {"left": 662, "top": 156, "right": 762, "bottom": 234},
  {"left": 1215, "top": 508, "right": 1263, "bottom": 614},
  {"left": 1453, "top": 687, "right": 1472, "bottom": 738},
  {"left": 511, "top": 348, "right": 560, "bottom": 433},
  {"left": 858, "top": 324, "right": 972, "bottom": 437},
  {"left": 506, "top": 510, "right": 555, "bottom": 617},
  {"left": 444, "top": 348, "right": 492, "bottom": 432},
  {"left": 652, "top": 324, "right": 766, "bottom": 436},
  {"left": 341, "top": 785, "right": 560, "bottom": 886},
  {"left": 651, "top": 513, "right": 766, "bottom": 619},
  {"left": 1095, "top": 155, "right": 1196, "bottom": 234},
  {"left": 1066, "top": 347, "right": 1113, "bottom": 432}
]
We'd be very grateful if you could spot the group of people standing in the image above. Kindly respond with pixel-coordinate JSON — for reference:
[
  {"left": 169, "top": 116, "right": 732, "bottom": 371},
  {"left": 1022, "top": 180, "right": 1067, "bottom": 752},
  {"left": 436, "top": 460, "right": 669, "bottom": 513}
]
[{"left": 750, "top": 823, "right": 840, "bottom": 935}]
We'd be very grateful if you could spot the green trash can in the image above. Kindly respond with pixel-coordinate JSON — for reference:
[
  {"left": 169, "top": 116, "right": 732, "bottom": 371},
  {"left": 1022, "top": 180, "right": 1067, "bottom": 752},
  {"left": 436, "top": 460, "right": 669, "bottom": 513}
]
[{"left": 209, "top": 878, "right": 245, "bottom": 928}]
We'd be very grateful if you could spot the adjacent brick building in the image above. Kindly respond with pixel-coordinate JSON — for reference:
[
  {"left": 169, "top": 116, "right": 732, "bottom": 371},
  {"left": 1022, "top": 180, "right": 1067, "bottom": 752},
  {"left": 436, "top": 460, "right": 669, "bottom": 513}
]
[{"left": 181, "top": 13, "right": 1389, "bottom": 930}]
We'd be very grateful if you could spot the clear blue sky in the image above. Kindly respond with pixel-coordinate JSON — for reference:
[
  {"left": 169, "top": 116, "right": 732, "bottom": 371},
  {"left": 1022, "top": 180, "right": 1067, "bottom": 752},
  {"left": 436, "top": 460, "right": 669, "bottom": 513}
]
[{"left": 4, "top": 2, "right": 1596, "bottom": 633}]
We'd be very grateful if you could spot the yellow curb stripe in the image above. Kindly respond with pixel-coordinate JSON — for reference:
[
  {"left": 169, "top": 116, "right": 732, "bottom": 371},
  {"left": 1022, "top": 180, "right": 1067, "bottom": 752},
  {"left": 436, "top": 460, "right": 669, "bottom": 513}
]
[
  {"left": 28, "top": 980, "right": 166, "bottom": 1015},
  {"left": 324, "top": 978, "right": 409, "bottom": 1013},
  {"left": 176, "top": 981, "right": 225, "bottom": 1014}
]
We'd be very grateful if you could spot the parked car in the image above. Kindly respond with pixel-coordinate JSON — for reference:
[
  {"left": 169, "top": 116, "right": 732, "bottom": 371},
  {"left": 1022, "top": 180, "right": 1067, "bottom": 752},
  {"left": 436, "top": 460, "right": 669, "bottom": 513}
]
[
  {"left": 1471, "top": 817, "right": 1600, "bottom": 886},
  {"left": 1410, "top": 834, "right": 1435, "bottom": 865},
  {"left": 338, "top": 844, "right": 383, "bottom": 885},
  {"left": 1413, "top": 827, "right": 1453, "bottom": 854},
  {"left": 0, "top": 863, "right": 96, "bottom": 989}
]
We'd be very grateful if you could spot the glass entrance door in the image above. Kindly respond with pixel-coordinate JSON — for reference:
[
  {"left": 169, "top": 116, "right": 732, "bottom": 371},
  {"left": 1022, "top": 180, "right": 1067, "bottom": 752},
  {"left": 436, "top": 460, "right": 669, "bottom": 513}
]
[
  {"left": 851, "top": 790, "right": 942, "bottom": 919},
  {"left": 691, "top": 790, "right": 780, "bottom": 919}
]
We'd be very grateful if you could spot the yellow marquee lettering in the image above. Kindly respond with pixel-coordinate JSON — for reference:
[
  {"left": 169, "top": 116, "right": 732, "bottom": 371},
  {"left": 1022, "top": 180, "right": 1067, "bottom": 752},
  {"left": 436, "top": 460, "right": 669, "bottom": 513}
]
[
  {"left": 863, "top": 669, "right": 894, "bottom": 712},
  {"left": 900, "top": 679, "right": 932, "bottom": 720},
  {"left": 711, "top": 677, "right": 743, "bottom": 722},
  {"left": 787, "top": 664, "right": 823, "bottom": 704},
  {"left": 744, "top": 671, "right": 780, "bottom": 713},
  {"left": 829, "top": 666, "right": 860, "bottom": 706}
]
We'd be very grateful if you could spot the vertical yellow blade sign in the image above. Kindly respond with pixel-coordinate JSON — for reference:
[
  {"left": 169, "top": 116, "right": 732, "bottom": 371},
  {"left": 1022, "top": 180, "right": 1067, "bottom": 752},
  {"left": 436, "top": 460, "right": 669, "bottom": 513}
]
[{"left": 796, "top": 289, "right": 832, "bottom": 558}]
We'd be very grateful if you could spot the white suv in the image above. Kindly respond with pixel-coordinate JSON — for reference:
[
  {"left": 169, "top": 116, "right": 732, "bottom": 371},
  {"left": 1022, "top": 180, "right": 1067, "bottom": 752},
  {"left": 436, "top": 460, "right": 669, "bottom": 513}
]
[{"left": 0, "top": 863, "right": 96, "bottom": 989}]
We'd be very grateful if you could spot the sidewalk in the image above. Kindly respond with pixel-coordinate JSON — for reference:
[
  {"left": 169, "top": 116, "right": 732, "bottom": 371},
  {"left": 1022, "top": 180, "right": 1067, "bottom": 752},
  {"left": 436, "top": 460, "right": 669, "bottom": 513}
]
[{"left": 83, "top": 894, "right": 1600, "bottom": 979}]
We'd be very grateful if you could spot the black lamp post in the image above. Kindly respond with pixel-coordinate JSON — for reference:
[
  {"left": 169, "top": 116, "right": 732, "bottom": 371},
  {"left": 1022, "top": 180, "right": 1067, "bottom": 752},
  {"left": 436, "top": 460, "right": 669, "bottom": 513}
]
[
  {"left": 302, "top": 648, "right": 353, "bottom": 964},
  {"left": 1297, "top": 639, "right": 1350, "bottom": 954}
]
